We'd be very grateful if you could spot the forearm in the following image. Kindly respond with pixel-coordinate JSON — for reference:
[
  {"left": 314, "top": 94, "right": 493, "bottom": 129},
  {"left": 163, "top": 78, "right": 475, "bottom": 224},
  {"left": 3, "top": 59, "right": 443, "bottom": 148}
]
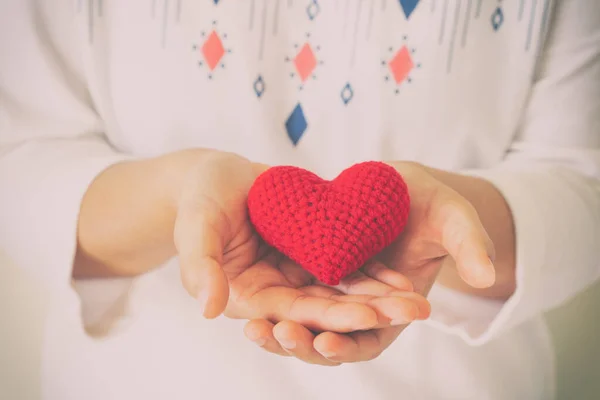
[
  {"left": 426, "top": 167, "right": 517, "bottom": 299},
  {"left": 74, "top": 149, "right": 212, "bottom": 279}
]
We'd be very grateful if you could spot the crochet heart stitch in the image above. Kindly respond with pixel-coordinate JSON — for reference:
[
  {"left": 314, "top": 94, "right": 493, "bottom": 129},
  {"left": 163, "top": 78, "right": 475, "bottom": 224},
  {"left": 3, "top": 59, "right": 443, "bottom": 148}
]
[{"left": 247, "top": 162, "right": 410, "bottom": 285}]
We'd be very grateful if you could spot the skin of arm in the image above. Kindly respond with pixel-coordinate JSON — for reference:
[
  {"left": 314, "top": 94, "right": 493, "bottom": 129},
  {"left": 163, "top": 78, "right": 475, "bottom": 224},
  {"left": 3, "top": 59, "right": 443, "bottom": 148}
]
[{"left": 73, "top": 148, "right": 212, "bottom": 279}]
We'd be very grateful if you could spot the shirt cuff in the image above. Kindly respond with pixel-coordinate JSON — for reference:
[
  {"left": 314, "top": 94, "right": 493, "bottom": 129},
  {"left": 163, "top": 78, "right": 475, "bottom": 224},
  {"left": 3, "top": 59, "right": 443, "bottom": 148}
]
[{"left": 0, "top": 137, "right": 135, "bottom": 336}]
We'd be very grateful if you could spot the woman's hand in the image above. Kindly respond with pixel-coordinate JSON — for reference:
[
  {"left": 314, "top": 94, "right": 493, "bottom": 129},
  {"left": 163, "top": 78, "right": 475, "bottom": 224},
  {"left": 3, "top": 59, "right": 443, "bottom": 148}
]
[
  {"left": 244, "top": 161, "right": 498, "bottom": 365},
  {"left": 173, "top": 152, "right": 430, "bottom": 333},
  {"left": 243, "top": 265, "right": 427, "bottom": 366},
  {"left": 376, "top": 161, "right": 497, "bottom": 293}
]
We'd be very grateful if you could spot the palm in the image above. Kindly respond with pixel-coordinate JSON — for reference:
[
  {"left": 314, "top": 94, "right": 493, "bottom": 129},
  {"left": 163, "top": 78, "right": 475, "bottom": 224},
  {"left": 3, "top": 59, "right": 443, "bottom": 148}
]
[
  {"left": 377, "top": 181, "right": 448, "bottom": 295},
  {"left": 219, "top": 213, "right": 428, "bottom": 332}
]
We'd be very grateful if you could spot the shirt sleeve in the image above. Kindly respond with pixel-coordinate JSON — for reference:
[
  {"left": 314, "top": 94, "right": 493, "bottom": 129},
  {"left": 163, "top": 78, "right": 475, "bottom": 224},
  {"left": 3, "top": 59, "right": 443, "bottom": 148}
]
[
  {"left": 0, "top": 1, "right": 134, "bottom": 335},
  {"left": 426, "top": 0, "right": 600, "bottom": 345}
]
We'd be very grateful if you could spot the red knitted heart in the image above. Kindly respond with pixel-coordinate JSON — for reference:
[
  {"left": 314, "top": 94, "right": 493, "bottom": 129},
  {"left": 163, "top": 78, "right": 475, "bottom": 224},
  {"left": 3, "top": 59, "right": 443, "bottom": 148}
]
[{"left": 247, "top": 162, "right": 410, "bottom": 285}]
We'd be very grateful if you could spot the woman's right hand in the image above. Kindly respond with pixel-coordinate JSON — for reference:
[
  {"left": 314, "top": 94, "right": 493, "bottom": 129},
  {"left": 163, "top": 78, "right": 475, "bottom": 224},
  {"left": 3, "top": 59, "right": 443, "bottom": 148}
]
[{"left": 172, "top": 151, "right": 430, "bottom": 333}]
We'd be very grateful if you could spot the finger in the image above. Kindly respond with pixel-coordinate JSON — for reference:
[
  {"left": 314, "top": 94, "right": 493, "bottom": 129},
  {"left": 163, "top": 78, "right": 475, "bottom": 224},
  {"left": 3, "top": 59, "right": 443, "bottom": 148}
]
[
  {"left": 301, "top": 285, "right": 429, "bottom": 322},
  {"left": 251, "top": 287, "right": 378, "bottom": 333},
  {"left": 351, "top": 283, "right": 431, "bottom": 320},
  {"left": 312, "top": 331, "right": 378, "bottom": 363},
  {"left": 313, "top": 327, "right": 404, "bottom": 363},
  {"left": 244, "top": 319, "right": 290, "bottom": 357},
  {"left": 434, "top": 197, "right": 496, "bottom": 288},
  {"left": 313, "top": 331, "right": 371, "bottom": 362},
  {"left": 361, "top": 262, "right": 414, "bottom": 292},
  {"left": 367, "top": 297, "right": 419, "bottom": 325},
  {"left": 175, "top": 199, "right": 230, "bottom": 319},
  {"left": 272, "top": 321, "right": 340, "bottom": 366},
  {"left": 301, "top": 286, "right": 429, "bottom": 325},
  {"left": 334, "top": 267, "right": 412, "bottom": 298}
]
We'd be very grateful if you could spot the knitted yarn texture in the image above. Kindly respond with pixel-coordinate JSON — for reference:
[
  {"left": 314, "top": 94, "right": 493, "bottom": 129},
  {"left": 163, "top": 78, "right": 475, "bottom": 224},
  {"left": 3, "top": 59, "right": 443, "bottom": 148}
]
[{"left": 247, "top": 162, "right": 410, "bottom": 285}]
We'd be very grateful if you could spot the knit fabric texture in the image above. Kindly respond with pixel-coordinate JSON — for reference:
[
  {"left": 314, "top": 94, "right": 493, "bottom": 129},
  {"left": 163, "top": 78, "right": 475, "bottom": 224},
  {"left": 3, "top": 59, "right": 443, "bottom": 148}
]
[{"left": 247, "top": 162, "right": 410, "bottom": 285}]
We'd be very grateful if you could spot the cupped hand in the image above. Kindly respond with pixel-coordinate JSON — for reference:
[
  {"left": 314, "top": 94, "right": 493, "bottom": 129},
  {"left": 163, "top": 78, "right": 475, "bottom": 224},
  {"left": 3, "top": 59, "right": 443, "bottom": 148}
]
[
  {"left": 244, "top": 263, "right": 428, "bottom": 366},
  {"left": 173, "top": 152, "right": 429, "bottom": 333},
  {"left": 245, "top": 161, "right": 496, "bottom": 365},
  {"left": 377, "top": 161, "right": 496, "bottom": 293}
]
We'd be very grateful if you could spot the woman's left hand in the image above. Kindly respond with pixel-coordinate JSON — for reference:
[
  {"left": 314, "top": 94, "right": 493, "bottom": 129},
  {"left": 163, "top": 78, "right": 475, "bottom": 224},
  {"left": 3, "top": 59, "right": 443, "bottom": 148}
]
[{"left": 244, "top": 161, "right": 497, "bottom": 365}]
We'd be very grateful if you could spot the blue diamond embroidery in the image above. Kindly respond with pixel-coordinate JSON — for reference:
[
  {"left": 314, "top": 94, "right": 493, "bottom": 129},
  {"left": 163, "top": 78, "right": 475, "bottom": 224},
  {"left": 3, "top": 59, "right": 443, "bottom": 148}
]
[
  {"left": 491, "top": 7, "right": 504, "bottom": 31},
  {"left": 285, "top": 103, "right": 307, "bottom": 146},
  {"left": 399, "top": 0, "right": 420, "bottom": 19},
  {"left": 253, "top": 75, "right": 265, "bottom": 98},
  {"left": 306, "top": 0, "right": 321, "bottom": 21},
  {"left": 341, "top": 83, "right": 354, "bottom": 105},
  {"left": 213, "top": 0, "right": 219, "bottom": 4}
]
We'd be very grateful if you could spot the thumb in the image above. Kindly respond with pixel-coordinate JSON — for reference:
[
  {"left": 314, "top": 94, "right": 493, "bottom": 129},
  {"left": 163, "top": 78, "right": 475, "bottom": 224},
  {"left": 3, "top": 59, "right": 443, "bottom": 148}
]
[
  {"left": 174, "top": 199, "right": 230, "bottom": 319},
  {"left": 437, "top": 198, "right": 497, "bottom": 289}
]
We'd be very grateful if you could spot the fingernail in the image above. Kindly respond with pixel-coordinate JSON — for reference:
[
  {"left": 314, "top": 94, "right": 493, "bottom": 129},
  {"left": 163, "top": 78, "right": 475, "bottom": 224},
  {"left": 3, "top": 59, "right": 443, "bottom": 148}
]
[
  {"left": 390, "top": 318, "right": 412, "bottom": 326},
  {"left": 319, "top": 350, "right": 336, "bottom": 359},
  {"left": 390, "top": 302, "right": 419, "bottom": 325},
  {"left": 279, "top": 339, "right": 296, "bottom": 350},
  {"left": 254, "top": 338, "right": 267, "bottom": 347},
  {"left": 474, "top": 260, "right": 496, "bottom": 287},
  {"left": 197, "top": 291, "right": 209, "bottom": 316}
]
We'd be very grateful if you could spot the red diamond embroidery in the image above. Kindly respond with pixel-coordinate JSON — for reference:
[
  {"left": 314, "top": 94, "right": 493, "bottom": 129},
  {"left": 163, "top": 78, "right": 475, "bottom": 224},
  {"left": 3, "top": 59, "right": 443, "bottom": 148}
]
[
  {"left": 294, "top": 43, "right": 317, "bottom": 83},
  {"left": 202, "top": 31, "right": 225, "bottom": 71},
  {"left": 388, "top": 46, "right": 414, "bottom": 84}
]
